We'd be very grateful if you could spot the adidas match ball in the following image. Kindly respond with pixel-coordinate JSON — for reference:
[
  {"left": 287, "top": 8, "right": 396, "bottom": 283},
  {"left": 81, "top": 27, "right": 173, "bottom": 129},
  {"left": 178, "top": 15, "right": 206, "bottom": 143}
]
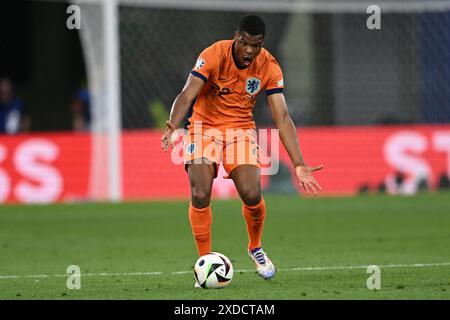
[{"left": 194, "top": 252, "right": 233, "bottom": 289}]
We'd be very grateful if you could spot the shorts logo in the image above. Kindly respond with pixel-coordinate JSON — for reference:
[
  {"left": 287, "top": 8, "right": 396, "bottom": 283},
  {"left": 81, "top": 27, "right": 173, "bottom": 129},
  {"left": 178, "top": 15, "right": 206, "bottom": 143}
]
[
  {"left": 186, "top": 143, "right": 196, "bottom": 155},
  {"left": 246, "top": 78, "right": 261, "bottom": 95},
  {"left": 195, "top": 57, "right": 205, "bottom": 70}
]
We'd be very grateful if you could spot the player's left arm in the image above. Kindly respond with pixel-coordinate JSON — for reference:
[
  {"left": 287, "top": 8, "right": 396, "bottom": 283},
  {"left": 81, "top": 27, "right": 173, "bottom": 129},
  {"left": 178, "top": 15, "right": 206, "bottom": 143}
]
[{"left": 267, "top": 92, "right": 324, "bottom": 195}]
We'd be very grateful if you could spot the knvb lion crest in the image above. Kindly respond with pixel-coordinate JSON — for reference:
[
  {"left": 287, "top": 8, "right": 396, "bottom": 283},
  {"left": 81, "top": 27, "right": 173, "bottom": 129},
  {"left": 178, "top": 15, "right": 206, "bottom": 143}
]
[
  {"left": 246, "top": 78, "right": 261, "bottom": 95},
  {"left": 186, "top": 143, "right": 196, "bottom": 155}
]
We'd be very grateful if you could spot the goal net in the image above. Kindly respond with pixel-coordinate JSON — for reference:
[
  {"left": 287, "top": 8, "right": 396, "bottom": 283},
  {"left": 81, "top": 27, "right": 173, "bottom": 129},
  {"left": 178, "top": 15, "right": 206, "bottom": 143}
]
[{"left": 76, "top": 0, "right": 450, "bottom": 200}]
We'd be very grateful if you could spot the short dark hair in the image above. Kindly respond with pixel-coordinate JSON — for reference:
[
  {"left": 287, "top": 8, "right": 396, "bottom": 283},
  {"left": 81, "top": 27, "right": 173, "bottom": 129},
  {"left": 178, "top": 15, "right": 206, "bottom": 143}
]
[{"left": 238, "top": 15, "right": 265, "bottom": 37}]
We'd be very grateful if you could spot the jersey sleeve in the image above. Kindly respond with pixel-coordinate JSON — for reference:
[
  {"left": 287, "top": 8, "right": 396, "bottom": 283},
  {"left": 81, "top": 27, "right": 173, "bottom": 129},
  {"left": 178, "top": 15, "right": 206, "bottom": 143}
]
[
  {"left": 266, "top": 60, "right": 284, "bottom": 95},
  {"left": 190, "top": 44, "right": 219, "bottom": 83}
]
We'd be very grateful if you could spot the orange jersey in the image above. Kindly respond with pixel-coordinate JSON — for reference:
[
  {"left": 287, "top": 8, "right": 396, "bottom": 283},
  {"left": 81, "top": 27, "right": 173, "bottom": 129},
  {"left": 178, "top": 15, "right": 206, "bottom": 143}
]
[{"left": 187, "top": 40, "right": 284, "bottom": 132}]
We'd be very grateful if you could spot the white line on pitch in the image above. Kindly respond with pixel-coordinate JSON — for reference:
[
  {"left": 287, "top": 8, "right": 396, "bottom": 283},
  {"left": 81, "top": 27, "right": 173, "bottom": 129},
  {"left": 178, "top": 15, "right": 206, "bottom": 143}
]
[
  {"left": 279, "top": 262, "right": 450, "bottom": 272},
  {"left": 0, "top": 262, "right": 449, "bottom": 280},
  {"left": 0, "top": 272, "right": 162, "bottom": 280}
]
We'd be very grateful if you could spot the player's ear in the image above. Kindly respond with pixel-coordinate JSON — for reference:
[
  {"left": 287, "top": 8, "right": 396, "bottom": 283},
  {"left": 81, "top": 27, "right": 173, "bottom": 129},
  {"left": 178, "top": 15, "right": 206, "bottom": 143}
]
[{"left": 234, "top": 31, "right": 239, "bottom": 40}]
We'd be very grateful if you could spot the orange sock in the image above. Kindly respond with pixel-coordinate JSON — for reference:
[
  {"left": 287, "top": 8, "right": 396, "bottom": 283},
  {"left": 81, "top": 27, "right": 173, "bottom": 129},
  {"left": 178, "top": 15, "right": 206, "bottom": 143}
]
[
  {"left": 188, "top": 202, "right": 212, "bottom": 257},
  {"left": 242, "top": 197, "right": 266, "bottom": 251}
]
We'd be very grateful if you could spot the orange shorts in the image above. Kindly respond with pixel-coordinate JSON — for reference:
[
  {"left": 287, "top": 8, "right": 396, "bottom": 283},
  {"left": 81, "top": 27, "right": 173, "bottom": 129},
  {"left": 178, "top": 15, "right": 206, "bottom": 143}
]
[{"left": 183, "top": 128, "right": 260, "bottom": 178}]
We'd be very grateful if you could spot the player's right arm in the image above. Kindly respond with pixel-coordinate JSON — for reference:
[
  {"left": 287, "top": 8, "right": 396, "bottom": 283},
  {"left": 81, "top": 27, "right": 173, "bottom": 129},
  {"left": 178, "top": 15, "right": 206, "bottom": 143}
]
[{"left": 161, "top": 74, "right": 205, "bottom": 152}]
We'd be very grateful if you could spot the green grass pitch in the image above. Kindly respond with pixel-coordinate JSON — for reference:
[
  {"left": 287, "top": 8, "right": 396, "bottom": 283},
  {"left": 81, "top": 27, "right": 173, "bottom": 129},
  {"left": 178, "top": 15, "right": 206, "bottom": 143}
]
[{"left": 1, "top": 193, "right": 450, "bottom": 299}]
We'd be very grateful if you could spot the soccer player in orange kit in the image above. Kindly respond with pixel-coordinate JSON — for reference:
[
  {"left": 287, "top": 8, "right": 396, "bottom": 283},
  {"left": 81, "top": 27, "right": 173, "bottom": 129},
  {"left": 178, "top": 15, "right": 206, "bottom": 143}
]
[{"left": 161, "top": 15, "right": 323, "bottom": 284}]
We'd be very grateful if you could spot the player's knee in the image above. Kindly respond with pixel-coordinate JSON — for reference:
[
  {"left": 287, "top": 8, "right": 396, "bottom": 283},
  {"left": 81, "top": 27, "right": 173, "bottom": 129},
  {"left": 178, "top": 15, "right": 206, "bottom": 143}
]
[
  {"left": 191, "top": 189, "right": 211, "bottom": 208},
  {"left": 241, "top": 189, "right": 261, "bottom": 207}
]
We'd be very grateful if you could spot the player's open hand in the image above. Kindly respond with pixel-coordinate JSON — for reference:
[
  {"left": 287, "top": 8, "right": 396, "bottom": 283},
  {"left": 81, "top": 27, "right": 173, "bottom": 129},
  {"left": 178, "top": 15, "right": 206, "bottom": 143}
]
[
  {"left": 160, "top": 121, "right": 176, "bottom": 152},
  {"left": 295, "top": 165, "right": 324, "bottom": 196}
]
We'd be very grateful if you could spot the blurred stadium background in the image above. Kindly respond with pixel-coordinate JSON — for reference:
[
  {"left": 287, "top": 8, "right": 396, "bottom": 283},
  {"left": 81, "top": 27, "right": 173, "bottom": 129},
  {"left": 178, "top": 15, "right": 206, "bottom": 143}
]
[{"left": 1, "top": 0, "right": 450, "bottom": 204}]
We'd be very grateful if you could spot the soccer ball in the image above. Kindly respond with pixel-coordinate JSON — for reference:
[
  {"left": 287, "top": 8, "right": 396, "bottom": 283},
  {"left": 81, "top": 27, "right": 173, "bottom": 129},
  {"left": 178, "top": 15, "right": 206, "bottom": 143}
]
[{"left": 194, "top": 252, "right": 234, "bottom": 289}]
